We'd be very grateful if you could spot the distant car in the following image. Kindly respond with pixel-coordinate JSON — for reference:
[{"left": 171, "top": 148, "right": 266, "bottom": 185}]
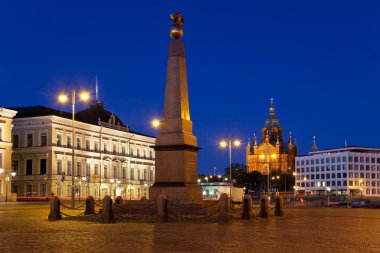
[{"left": 351, "top": 199, "right": 373, "bottom": 208}]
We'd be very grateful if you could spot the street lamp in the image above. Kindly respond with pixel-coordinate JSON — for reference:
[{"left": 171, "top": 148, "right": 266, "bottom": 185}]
[
  {"left": 259, "top": 149, "right": 277, "bottom": 196},
  {"left": 151, "top": 119, "right": 160, "bottom": 128},
  {"left": 58, "top": 88, "right": 90, "bottom": 208},
  {"left": 219, "top": 139, "right": 241, "bottom": 198},
  {"left": 0, "top": 169, "right": 16, "bottom": 202}
]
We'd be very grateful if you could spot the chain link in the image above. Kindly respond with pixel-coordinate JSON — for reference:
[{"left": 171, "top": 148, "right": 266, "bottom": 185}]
[{"left": 167, "top": 208, "right": 220, "bottom": 221}]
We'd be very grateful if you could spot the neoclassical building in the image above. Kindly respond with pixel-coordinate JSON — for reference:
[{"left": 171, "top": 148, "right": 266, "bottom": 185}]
[
  {"left": 0, "top": 108, "right": 17, "bottom": 201},
  {"left": 246, "top": 99, "right": 297, "bottom": 174},
  {"left": 11, "top": 102, "right": 155, "bottom": 200}
]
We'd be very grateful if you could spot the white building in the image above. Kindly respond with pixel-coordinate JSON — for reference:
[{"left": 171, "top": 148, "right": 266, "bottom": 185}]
[
  {"left": 296, "top": 144, "right": 380, "bottom": 197},
  {"left": 11, "top": 103, "right": 155, "bottom": 200},
  {"left": 0, "top": 108, "right": 17, "bottom": 201}
]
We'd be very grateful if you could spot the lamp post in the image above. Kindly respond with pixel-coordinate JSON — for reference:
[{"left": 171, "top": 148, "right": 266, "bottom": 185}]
[
  {"left": 126, "top": 133, "right": 136, "bottom": 200},
  {"left": 219, "top": 139, "right": 241, "bottom": 199},
  {"left": 271, "top": 175, "right": 280, "bottom": 193},
  {"left": 58, "top": 88, "right": 90, "bottom": 208},
  {"left": 0, "top": 169, "right": 16, "bottom": 202},
  {"left": 259, "top": 149, "right": 277, "bottom": 196}
]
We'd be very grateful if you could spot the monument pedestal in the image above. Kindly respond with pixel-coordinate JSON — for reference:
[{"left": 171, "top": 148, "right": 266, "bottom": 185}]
[{"left": 149, "top": 183, "right": 202, "bottom": 203}]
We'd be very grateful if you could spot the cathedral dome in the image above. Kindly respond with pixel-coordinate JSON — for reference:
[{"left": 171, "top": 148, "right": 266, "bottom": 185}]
[{"left": 75, "top": 102, "right": 124, "bottom": 126}]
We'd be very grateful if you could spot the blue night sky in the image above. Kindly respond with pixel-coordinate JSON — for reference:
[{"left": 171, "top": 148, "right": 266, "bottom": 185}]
[{"left": 1, "top": 1, "right": 379, "bottom": 175}]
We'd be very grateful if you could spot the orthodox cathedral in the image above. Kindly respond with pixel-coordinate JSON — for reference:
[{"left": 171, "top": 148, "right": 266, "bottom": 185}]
[{"left": 246, "top": 98, "right": 297, "bottom": 174}]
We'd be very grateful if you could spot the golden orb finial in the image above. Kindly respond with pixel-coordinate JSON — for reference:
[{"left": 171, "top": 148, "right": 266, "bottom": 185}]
[{"left": 170, "top": 13, "right": 184, "bottom": 39}]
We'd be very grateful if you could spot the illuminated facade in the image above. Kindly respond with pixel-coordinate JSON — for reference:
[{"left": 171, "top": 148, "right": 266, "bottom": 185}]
[
  {"left": 246, "top": 99, "right": 297, "bottom": 174},
  {"left": 0, "top": 108, "right": 17, "bottom": 201},
  {"left": 11, "top": 103, "right": 155, "bottom": 200},
  {"left": 296, "top": 145, "right": 380, "bottom": 197}
]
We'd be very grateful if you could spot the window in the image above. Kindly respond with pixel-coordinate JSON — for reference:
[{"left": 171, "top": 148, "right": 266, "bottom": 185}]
[
  {"left": 12, "top": 160, "right": 18, "bottom": 174},
  {"left": 95, "top": 141, "right": 99, "bottom": 152},
  {"left": 41, "top": 133, "right": 47, "bottom": 146},
  {"left": 13, "top": 135, "right": 19, "bottom": 148},
  {"left": 113, "top": 144, "right": 117, "bottom": 155},
  {"left": 67, "top": 136, "right": 72, "bottom": 148},
  {"left": 67, "top": 185, "right": 71, "bottom": 197},
  {"left": 103, "top": 143, "right": 107, "bottom": 153},
  {"left": 40, "top": 184, "right": 47, "bottom": 196},
  {"left": 67, "top": 161, "right": 72, "bottom": 176},
  {"left": 337, "top": 157, "right": 341, "bottom": 163},
  {"left": 76, "top": 162, "right": 81, "bottom": 176},
  {"left": 137, "top": 149, "right": 140, "bottom": 157},
  {"left": 57, "top": 160, "right": 62, "bottom": 175},
  {"left": 77, "top": 137, "right": 81, "bottom": 149},
  {"left": 360, "top": 157, "right": 364, "bottom": 163},
  {"left": 144, "top": 169, "right": 147, "bottom": 180},
  {"left": 130, "top": 168, "right": 134, "bottom": 180},
  {"left": 27, "top": 134, "right": 33, "bottom": 147},
  {"left": 366, "top": 157, "right": 370, "bottom": 163},
  {"left": 122, "top": 167, "right": 126, "bottom": 179},
  {"left": 26, "top": 160, "right": 33, "bottom": 175},
  {"left": 40, "top": 159, "right": 47, "bottom": 174},
  {"left": 104, "top": 166, "right": 108, "bottom": 178},
  {"left": 86, "top": 163, "right": 91, "bottom": 177},
  {"left": 150, "top": 170, "right": 154, "bottom": 181},
  {"left": 86, "top": 139, "right": 90, "bottom": 151},
  {"left": 138, "top": 169, "right": 141, "bottom": 180},
  {"left": 94, "top": 164, "right": 99, "bottom": 175},
  {"left": 113, "top": 166, "right": 117, "bottom": 178},
  {"left": 326, "top": 158, "right": 330, "bottom": 163},
  {"left": 354, "top": 157, "right": 358, "bottom": 163},
  {"left": 57, "top": 134, "right": 62, "bottom": 146},
  {"left": 122, "top": 146, "right": 126, "bottom": 156}
]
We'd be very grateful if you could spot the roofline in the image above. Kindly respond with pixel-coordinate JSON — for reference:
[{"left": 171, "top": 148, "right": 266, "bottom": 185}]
[
  {"left": 11, "top": 105, "right": 156, "bottom": 140},
  {"left": 303, "top": 145, "right": 380, "bottom": 156}
]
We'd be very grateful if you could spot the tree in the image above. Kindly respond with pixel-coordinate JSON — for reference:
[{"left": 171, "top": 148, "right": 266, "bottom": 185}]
[{"left": 224, "top": 163, "right": 264, "bottom": 194}]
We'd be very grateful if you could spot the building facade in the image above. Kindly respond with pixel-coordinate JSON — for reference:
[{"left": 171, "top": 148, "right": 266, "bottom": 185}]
[
  {"left": 296, "top": 144, "right": 380, "bottom": 197},
  {"left": 246, "top": 99, "right": 297, "bottom": 174},
  {"left": 11, "top": 103, "right": 155, "bottom": 200},
  {"left": 0, "top": 108, "right": 17, "bottom": 201}
]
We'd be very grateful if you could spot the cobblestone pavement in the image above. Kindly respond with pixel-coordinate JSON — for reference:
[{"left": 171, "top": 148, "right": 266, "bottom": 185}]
[{"left": 0, "top": 202, "right": 379, "bottom": 253}]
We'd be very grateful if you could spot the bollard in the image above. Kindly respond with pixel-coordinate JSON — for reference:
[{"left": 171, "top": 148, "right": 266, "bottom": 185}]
[
  {"left": 259, "top": 195, "right": 269, "bottom": 218},
  {"left": 218, "top": 193, "right": 230, "bottom": 222},
  {"left": 241, "top": 195, "right": 253, "bottom": 220},
  {"left": 100, "top": 195, "right": 114, "bottom": 223},
  {"left": 274, "top": 196, "right": 284, "bottom": 216},
  {"left": 156, "top": 194, "right": 168, "bottom": 222},
  {"left": 115, "top": 196, "right": 123, "bottom": 205},
  {"left": 48, "top": 196, "right": 62, "bottom": 221},
  {"left": 85, "top": 196, "right": 95, "bottom": 215}
]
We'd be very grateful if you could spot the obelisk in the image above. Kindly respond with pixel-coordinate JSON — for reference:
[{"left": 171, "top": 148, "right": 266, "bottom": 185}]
[{"left": 149, "top": 13, "right": 202, "bottom": 202}]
